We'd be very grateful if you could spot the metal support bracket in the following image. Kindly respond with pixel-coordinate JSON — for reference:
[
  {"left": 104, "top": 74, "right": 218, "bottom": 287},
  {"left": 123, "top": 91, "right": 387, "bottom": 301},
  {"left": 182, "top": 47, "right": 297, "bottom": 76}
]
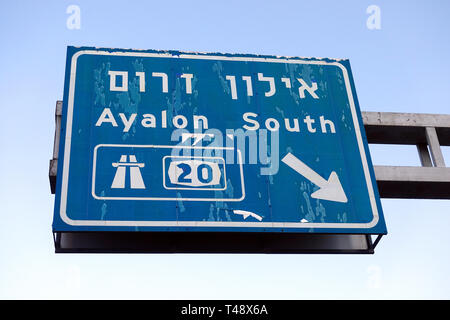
[
  {"left": 363, "top": 111, "right": 450, "bottom": 199},
  {"left": 49, "top": 101, "right": 62, "bottom": 194}
]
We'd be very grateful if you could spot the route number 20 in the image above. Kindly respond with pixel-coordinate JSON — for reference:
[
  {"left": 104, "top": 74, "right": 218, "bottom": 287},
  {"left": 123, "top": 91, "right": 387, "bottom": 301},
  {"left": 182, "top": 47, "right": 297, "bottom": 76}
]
[{"left": 166, "top": 158, "right": 224, "bottom": 189}]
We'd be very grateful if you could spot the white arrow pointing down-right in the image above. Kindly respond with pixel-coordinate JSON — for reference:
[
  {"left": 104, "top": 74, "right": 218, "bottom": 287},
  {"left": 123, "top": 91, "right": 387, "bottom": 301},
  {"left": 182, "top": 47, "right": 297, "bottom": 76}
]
[{"left": 281, "top": 153, "right": 348, "bottom": 203}]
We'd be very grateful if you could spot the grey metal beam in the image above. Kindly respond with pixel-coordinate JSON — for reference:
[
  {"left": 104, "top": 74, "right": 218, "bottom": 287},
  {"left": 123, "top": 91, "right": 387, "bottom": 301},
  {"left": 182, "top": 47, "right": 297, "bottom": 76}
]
[
  {"left": 416, "top": 144, "right": 433, "bottom": 167},
  {"left": 362, "top": 111, "right": 450, "bottom": 146},
  {"left": 374, "top": 166, "right": 450, "bottom": 182},
  {"left": 363, "top": 111, "right": 450, "bottom": 128},
  {"left": 374, "top": 166, "right": 450, "bottom": 199},
  {"left": 362, "top": 112, "right": 449, "bottom": 198},
  {"left": 425, "top": 127, "right": 446, "bottom": 167}
]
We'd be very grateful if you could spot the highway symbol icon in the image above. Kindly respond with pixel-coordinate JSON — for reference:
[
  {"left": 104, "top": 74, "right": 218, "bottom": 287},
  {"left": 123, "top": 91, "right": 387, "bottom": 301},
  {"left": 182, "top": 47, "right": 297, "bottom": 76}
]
[{"left": 111, "top": 155, "right": 146, "bottom": 189}]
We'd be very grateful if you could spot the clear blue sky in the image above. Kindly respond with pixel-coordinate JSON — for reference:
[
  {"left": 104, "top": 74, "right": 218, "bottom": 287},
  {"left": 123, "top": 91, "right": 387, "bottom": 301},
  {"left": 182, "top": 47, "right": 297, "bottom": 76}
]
[{"left": 1, "top": 0, "right": 450, "bottom": 299}]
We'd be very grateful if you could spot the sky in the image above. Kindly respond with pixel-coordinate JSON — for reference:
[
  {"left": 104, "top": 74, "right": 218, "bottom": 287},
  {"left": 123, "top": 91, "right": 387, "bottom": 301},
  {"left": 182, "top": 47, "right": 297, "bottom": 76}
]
[{"left": 1, "top": 0, "right": 450, "bottom": 299}]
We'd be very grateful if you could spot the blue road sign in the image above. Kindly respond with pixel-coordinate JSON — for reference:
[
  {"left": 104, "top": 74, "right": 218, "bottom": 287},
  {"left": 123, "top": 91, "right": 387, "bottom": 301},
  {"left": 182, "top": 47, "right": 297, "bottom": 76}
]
[{"left": 52, "top": 46, "right": 386, "bottom": 235}]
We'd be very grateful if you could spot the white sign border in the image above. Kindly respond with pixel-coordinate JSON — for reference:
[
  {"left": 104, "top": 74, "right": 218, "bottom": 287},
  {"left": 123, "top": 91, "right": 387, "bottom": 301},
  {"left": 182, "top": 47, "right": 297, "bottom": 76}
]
[{"left": 59, "top": 49, "right": 380, "bottom": 229}]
